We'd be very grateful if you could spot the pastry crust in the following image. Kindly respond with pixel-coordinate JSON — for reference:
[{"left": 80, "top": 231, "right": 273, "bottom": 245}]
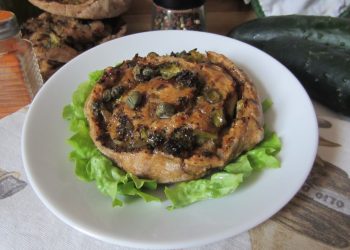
[
  {"left": 85, "top": 51, "right": 264, "bottom": 183},
  {"left": 28, "top": 0, "right": 132, "bottom": 19}
]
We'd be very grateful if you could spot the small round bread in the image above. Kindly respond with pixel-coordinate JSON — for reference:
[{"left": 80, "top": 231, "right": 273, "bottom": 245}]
[
  {"left": 85, "top": 50, "right": 264, "bottom": 183},
  {"left": 28, "top": 0, "right": 132, "bottom": 19}
]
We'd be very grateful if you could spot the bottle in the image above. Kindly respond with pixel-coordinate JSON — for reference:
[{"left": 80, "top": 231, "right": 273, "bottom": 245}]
[
  {"left": 152, "top": 0, "right": 206, "bottom": 31},
  {"left": 0, "top": 10, "right": 43, "bottom": 117}
]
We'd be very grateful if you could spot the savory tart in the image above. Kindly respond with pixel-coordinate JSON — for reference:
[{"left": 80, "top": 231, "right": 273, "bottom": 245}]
[
  {"left": 85, "top": 50, "right": 264, "bottom": 183},
  {"left": 27, "top": 0, "right": 132, "bottom": 19},
  {"left": 21, "top": 12, "right": 126, "bottom": 80}
]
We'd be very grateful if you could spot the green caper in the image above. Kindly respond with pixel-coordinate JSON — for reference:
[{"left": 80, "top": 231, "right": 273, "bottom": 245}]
[
  {"left": 236, "top": 100, "right": 244, "bottom": 111},
  {"left": 204, "top": 88, "right": 221, "bottom": 104},
  {"left": 133, "top": 65, "right": 157, "bottom": 81},
  {"left": 188, "top": 49, "right": 205, "bottom": 62},
  {"left": 92, "top": 101, "right": 101, "bottom": 116},
  {"left": 160, "top": 63, "right": 182, "bottom": 79},
  {"left": 156, "top": 103, "right": 176, "bottom": 118},
  {"left": 130, "top": 139, "right": 148, "bottom": 149},
  {"left": 49, "top": 32, "right": 60, "bottom": 47},
  {"left": 113, "top": 139, "right": 124, "bottom": 146},
  {"left": 126, "top": 91, "right": 142, "bottom": 109},
  {"left": 140, "top": 127, "right": 148, "bottom": 140},
  {"left": 142, "top": 67, "right": 154, "bottom": 79},
  {"left": 212, "top": 109, "right": 227, "bottom": 128},
  {"left": 132, "top": 65, "right": 142, "bottom": 80},
  {"left": 147, "top": 52, "right": 159, "bottom": 57},
  {"left": 194, "top": 130, "right": 217, "bottom": 145},
  {"left": 102, "top": 89, "right": 111, "bottom": 102},
  {"left": 111, "top": 85, "right": 124, "bottom": 99}
]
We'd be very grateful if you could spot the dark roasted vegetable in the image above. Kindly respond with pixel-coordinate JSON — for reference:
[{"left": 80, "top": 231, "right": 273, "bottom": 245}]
[
  {"left": 228, "top": 15, "right": 350, "bottom": 50},
  {"left": 171, "top": 49, "right": 206, "bottom": 62},
  {"left": 147, "top": 131, "right": 165, "bottom": 149},
  {"left": 164, "top": 127, "right": 196, "bottom": 157},
  {"left": 175, "top": 70, "right": 201, "bottom": 88}
]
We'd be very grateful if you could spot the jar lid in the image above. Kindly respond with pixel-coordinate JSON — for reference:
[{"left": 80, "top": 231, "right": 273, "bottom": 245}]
[
  {"left": 0, "top": 11, "right": 20, "bottom": 40},
  {"left": 153, "top": 0, "right": 205, "bottom": 10}
]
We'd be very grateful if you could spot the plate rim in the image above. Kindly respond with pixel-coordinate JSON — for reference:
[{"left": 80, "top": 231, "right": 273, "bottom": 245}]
[{"left": 21, "top": 30, "right": 319, "bottom": 249}]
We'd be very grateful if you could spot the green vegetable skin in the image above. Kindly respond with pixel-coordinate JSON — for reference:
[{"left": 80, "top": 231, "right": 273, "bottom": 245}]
[
  {"left": 228, "top": 15, "right": 350, "bottom": 117},
  {"left": 63, "top": 72, "right": 282, "bottom": 209},
  {"left": 228, "top": 15, "right": 350, "bottom": 49},
  {"left": 258, "top": 38, "right": 350, "bottom": 116}
]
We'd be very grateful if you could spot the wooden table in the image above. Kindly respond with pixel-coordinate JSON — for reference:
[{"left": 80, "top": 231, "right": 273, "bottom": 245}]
[
  {"left": 2, "top": 2, "right": 349, "bottom": 249},
  {"left": 0, "top": 0, "right": 255, "bottom": 119}
]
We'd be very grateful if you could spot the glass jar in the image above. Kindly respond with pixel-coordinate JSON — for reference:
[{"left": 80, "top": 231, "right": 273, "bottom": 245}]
[
  {"left": 0, "top": 10, "right": 43, "bottom": 115},
  {"left": 152, "top": 0, "right": 206, "bottom": 31}
]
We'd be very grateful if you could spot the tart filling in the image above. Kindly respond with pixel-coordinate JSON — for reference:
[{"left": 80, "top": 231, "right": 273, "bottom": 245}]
[{"left": 85, "top": 50, "right": 264, "bottom": 183}]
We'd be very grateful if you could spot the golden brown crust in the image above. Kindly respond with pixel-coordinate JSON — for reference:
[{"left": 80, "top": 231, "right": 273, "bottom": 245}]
[
  {"left": 84, "top": 51, "right": 264, "bottom": 183},
  {"left": 28, "top": 0, "right": 132, "bottom": 19}
]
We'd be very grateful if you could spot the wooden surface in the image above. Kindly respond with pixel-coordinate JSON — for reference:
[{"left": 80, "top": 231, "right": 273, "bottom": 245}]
[
  {"left": 2, "top": 2, "right": 349, "bottom": 250},
  {"left": 0, "top": 0, "right": 255, "bottom": 119}
]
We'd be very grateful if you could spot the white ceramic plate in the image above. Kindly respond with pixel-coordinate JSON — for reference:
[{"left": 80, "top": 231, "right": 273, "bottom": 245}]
[{"left": 22, "top": 31, "right": 318, "bottom": 249}]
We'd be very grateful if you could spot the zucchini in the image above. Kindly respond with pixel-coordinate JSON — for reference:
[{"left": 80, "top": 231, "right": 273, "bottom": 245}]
[
  {"left": 228, "top": 15, "right": 350, "bottom": 50},
  {"left": 254, "top": 37, "right": 350, "bottom": 116}
]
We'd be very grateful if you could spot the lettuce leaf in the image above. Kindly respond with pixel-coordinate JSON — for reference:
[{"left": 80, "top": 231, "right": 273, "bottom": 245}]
[
  {"left": 262, "top": 98, "right": 273, "bottom": 113},
  {"left": 165, "top": 106, "right": 282, "bottom": 209},
  {"left": 63, "top": 70, "right": 159, "bottom": 206},
  {"left": 165, "top": 173, "right": 243, "bottom": 210}
]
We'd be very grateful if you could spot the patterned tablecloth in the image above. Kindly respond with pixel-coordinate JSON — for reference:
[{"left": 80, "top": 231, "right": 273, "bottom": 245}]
[{"left": 0, "top": 102, "right": 349, "bottom": 250}]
